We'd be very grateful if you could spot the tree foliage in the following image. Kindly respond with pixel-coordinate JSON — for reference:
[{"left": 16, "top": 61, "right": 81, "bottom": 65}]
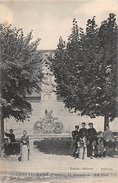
[
  {"left": 1, "top": 23, "right": 43, "bottom": 121},
  {"left": 50, "top": 14, "right": 118, "bottom": 125}
]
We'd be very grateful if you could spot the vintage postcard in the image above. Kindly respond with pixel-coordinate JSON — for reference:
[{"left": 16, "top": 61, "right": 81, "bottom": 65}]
[{"left": 0, "top": 0, "right": 118, "bottom": 182}]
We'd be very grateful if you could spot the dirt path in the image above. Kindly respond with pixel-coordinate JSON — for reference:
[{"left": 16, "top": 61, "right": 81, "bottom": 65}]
[{"left": 0, "top": 149, "right": 118, "bottom": 173}]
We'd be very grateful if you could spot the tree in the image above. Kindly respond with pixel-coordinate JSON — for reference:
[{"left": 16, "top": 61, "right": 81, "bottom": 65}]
[
  {"left": 50, "top": 14, "right": 118, "bottom": 130},
  {"left": 97, "top": 13, "right": 118, "bottom": 129},
  {"left": 0, "top": 23, "right": 43, "bottom": 155}
]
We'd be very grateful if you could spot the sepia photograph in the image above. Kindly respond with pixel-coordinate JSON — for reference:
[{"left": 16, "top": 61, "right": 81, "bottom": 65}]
[{"left": 0, "top": 0, "right": 118, "bottom": 182}]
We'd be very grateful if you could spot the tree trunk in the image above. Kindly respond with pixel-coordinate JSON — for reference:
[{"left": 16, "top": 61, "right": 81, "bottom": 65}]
[
  {"left": 0, "top": 36, "right": 4, "bottom": 157},
  {"left": 0, "top": 115, "right": 4, "bottom": 157},
  {"left": 104, "top": 112, "right": 109, "bottom": 131}
]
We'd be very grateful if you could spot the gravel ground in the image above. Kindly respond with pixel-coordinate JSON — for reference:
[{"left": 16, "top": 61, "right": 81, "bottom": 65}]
[
  {"left": 0, "top": 148, "right": 118, "bottom": 172},
  {"left": 0, "top": 149, "right": 118, "bottom": 183}
]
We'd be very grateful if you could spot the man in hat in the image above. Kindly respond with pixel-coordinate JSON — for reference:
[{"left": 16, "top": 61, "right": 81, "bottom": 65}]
[
  {"left": 87, "top": 123, "right": 97, "bottom": 158},
  {"left": 71, "top": 125, "right": 80, "bottom": 157},
  {"left": 79, "top": 122, "right": 88, "bottom": 159},
  {"left": 79, "top": 122, "right": 88, "bottom": 139}
]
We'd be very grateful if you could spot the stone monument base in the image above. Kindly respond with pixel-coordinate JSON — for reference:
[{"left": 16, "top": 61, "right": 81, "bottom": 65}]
[
  {"left": 29, "top": 133, "right": 71, "bottom": 140},
  {"left": 29, "top": 133, "right": 71, "bottom": 154}
]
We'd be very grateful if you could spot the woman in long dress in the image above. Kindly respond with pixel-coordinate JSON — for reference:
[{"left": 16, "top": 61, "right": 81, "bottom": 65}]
[{"left": 21, "top": 130, "right": 29, "bottom": 161}]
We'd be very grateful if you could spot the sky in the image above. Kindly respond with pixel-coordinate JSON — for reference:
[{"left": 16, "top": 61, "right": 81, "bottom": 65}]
[{"left": 0, "top": 0, "right": 118, "bottom": 50}]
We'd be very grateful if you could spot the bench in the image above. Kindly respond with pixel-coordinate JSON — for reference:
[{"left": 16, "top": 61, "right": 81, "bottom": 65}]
[{"left": 4, "top": 142, "right": 21, "bottom": 156}]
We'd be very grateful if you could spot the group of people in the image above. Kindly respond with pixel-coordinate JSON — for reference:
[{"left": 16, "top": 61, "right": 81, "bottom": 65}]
[
  {"left": 4, "top": 123, "right": 117, "bottom": 161},
  {"left": 4, "top": 130, "right": 29, "bottom": 161},
  {"left": 72, "top": 122, "right": 116, "bottom": 159}
]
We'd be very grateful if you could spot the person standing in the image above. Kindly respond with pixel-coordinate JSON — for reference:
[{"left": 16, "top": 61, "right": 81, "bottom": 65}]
[
  {"left": 97, "top": 132, "right": 105, "bottom": 158},
  {"left": 79, "top": 122, "right": 88, "bottom": 159},
  {"left": 4, "top": 129, "right": 16, "bottom": 155},
  {"left": 103, "top": 126, "right": 115, "bottom": 156},
  {"left": 4, "top": 129, "right": 16, "bottom": 142},
  {"left": 87, "top": 123, "right": 97, "bottom": 158},
  {"left": 79, "top": 122, "right": 88, "bottom": 139},
  {"left": 21, "top": 130, "right": 29, "bottom": 161},
  {"left": 71, "top": 125, "right": 80, "bottom": 158},
  {"left": 103, "top": 126, "right": 114, "bottom": 142}
]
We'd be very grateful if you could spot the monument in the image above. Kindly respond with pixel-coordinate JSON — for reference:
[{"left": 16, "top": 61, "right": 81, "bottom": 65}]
[{"left": 32, "top": 51, "right": 63, "bottom": 135}]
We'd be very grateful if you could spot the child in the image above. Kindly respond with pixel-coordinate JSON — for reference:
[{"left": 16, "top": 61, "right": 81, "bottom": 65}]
[
  {"left": 71, "top": 125, "right": 80, "bottom": 158},
  {"left": 97, "top": 132, "right": 105, "bottom": 158},
  {"left": 21, "top": 130, "right": 29, "bottom": 161}
]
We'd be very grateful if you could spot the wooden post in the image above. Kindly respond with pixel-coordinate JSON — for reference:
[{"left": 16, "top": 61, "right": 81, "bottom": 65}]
[{"left": 29, "top": 138, "right": 34, "bottom": 154}]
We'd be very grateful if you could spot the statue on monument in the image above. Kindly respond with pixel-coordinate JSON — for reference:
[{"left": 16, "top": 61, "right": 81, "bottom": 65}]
[
  {"left": 33, "top": 109, "right": 63, "bottom": 134},
  {"left": 41, "top": 58, "right": 56, "bottom": 101}
]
